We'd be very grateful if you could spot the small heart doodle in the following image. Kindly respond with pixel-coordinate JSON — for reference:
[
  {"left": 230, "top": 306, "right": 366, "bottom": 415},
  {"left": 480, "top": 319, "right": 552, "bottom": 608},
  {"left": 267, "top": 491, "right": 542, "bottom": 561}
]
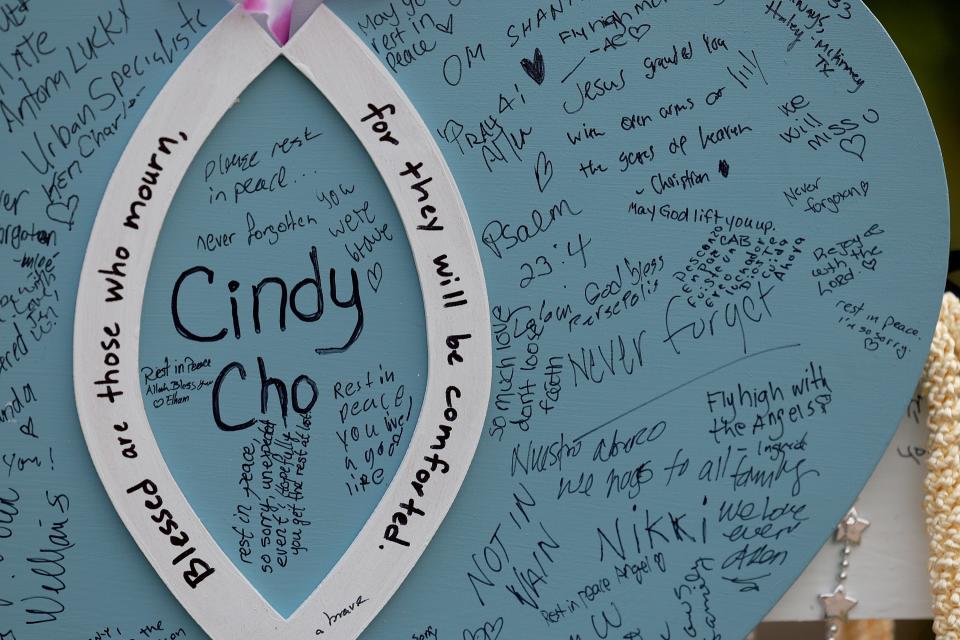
[
  {"left": 367, "top": 261, "right": 384, "bottom": 292},
  {"left": 840, "top": 134, "right": 867, "bottom": 161},
  {"left": 535, "top": 151, "right": 554, "bottom": 192},
  {"left": 45, "top": 194, "right": 80, "bottom": 230},
  {"left": 435, "top": 13, "right": 454, "bottom": 35},
  {"left": 521, "top": 48, "right": 545, "bottom": 85}
]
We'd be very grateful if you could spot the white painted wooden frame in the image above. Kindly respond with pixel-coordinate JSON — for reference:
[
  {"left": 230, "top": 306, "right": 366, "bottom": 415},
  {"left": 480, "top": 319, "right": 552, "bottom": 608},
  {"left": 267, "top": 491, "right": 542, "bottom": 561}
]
[{"left": 72, "top": 6, "right": 492, "bottom": 639}]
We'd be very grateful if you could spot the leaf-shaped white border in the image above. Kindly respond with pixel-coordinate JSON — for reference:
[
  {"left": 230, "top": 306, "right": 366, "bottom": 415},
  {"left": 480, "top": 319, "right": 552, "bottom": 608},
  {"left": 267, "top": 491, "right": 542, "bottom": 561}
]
[{"left": 73, "top": 6, "right": 491, "bottom": 639}]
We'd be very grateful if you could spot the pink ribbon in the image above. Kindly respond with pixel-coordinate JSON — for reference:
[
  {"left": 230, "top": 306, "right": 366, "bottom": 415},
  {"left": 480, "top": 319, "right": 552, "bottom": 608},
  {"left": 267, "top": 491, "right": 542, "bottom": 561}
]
[{"left": 240, "top": 0, "right": 295, "bottom": 45}]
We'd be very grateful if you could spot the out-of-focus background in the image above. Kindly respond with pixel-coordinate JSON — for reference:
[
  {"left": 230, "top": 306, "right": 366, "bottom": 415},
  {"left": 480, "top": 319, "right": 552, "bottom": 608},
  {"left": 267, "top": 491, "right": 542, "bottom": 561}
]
[{"left": 864, "top": 0, "right": 958, "bottom": 250}]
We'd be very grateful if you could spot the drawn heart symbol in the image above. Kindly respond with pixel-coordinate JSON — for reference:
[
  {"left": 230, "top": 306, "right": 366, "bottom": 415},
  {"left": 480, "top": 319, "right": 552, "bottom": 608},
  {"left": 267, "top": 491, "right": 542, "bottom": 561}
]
[
  {"left": 863, "top": 258, "right": 878, "bottom": 271},
  {"left": 719, "top": 159, "right": 731, "bottom": 178},
  {"left": 72, "top": 7, "right": 490, "bottom": 640},
  {"left": 535, "top": 151, "right": 553, "bottom": 192},
  {"left": 367, "top": 261, "right": 384, "bottom": 292},
  {"left": 841, "top": 134, "right": 867, "bottom": 161},
  {"left": 435, "top": 13, "right": 454, "bottom": 35},
  {"left": 45, "top": 194, "right": 79, "bottom": 230},
  {"left": 463, "top": 616, "right": 504, "bottom": 640},
  {"left": 521, "top": 47, "right": 546, "bottom": 85}
]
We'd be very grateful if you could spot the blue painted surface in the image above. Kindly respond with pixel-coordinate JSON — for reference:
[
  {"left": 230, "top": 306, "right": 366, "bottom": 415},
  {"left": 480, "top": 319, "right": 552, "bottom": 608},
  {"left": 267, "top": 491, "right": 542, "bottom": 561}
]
[{"left": 0, "top": 0, "right": 948, "bottom": 638}]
